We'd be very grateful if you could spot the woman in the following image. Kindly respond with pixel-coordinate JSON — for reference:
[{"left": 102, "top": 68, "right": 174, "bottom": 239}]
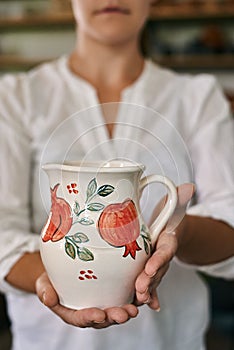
[{"left": 1, "top": 1, "right": 234, "bottom": 349}]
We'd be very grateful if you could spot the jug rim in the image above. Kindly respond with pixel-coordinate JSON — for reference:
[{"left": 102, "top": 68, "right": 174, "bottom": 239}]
[{"left": 42, "top": 160, "right": 145, "bottom": 173}]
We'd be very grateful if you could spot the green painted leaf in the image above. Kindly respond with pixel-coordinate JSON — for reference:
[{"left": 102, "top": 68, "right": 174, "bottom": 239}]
[
  {"left": 72, "top": 232, "right": 89, "bottom": 243},
  {"left": 65, "top": 241, "right": 76, "bottom": 259},
  {"left": 141, "top": 225, "right": 151, "bottom": 242},
  {"left": 78, "top": 217, "right": 95, "bottom": 226},
  {"left": 78, "top": 247, "right": 94, "bottom": 261},
  {"left": 87, "top": 203, "right": 105, "bottom": 211},
  {"left": 70, "top": 233, "right": 81, "bottom": 243},
  {"left": 86, "top": 178, "right": 97, "bottom": 201},
  {"left": 141, "top": 224, "right": 148, "bottom": 234},
  {"left": 73, "top": 201, "right": 80, "bottom": 215},
  {"left": 97, "top": 184, "right": 115, "bottom": 197},
  {"left": 141, "top": 235, "right": 150, "bottom": 255},
  {"left": 143, "top": 239, "right": 150, "bottom": 255}
]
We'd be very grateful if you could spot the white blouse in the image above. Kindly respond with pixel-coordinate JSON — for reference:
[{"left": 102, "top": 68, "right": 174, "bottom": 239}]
[{"left": 0, "top": 57, "right": 234, "bottom": 350}]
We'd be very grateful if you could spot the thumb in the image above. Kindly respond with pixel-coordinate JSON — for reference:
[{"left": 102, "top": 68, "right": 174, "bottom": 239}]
[
  {"left": 35, "top": 272, "right": 59, "bottom": 308},
  {"left": 166, "top": 183, "right": 195, "bottom": 233}
]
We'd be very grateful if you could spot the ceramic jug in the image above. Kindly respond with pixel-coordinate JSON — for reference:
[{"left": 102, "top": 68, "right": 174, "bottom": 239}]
[{"left": 40, "top": 160, "right": 178, "bottom": 309}]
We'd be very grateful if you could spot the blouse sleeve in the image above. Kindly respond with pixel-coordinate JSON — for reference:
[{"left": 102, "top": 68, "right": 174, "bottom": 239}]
[
  {"left": 181, "top": 75, "right": 234, "bottom": 279},
  {"left": 0, "top": 74, "right": 40, "bottom": 294}
]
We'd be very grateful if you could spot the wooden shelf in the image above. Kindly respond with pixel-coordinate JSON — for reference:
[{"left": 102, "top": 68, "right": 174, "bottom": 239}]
[
  {"left": 0, "top": 11, "right": 75, "bottom": 29},
  {"left": 0, "top": 3, "right": 234, "bottom": 29},
  {"left": 150, "top": 3, "right": 234, "bottom": 20},
  {"left": 1, "top": 53, "right": 233, "bottom": 72},
  {"left": 0, "top": 55, "right": 54, "bottom": 70},
  {"left": 152, "top": 54, "right": 234, "bottom": 70},
  {"left": 0, "top": 4, "right": 234, "bottom": 72}
]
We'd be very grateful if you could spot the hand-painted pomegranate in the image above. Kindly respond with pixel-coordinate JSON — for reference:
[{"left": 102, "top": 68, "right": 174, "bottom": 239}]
[
  {"left": 42, "top": 183, "right": 72, "bottom": 242},
  {"left": 98, "top": 199, "right": 141, "bottom": 259}
]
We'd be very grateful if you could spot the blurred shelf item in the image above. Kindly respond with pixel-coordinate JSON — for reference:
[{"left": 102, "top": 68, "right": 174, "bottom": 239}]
[
  {"left": 150, "top": 2, "right": 234, "bottom": 20},
  {"left": 50, "top": 0, "right": 72, "bottom": 13},
  {"left": 0, "top": 55, "right": 53, "bottom": 70},
  {"left": 0, "top": 4, "right": 75, "bottom": 72},
  {"left": 152, "top": 54, "right": 234, "bottom": 70},
  {"left": 0, "top": 12, "right": 75, "bottom": 30},
  {"left": 2, "top": 53, "right": 233, "bottom": 72},
  {"left": 0, "top": 2, "right": 234, "bottom": 29},
  {"left": 0, "top": 1, "right": 233, "bottom": 74},
  {"left": 145, "top": 2, "right": 234, "bottom": 73}
]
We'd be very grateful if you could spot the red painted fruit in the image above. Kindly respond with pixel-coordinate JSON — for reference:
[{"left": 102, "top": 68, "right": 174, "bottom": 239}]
[{"left": 98, "top": 199, "right": 141, "bottom": 259}]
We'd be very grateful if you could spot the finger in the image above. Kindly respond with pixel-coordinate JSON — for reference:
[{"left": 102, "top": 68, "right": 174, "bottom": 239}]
[
  {"left": 102, "top": 304, "right": 138, "bottom": 326},
  {"left": 105, "top": 307, "right": 128, "bottom": 324},
  {"left": 90, "top": 305, "right": 138, "bottom": 330},
  {"left": 135, "top": 264, "right": 168, "bottom": 304},
  {"left": 177, "top": 183, "right": 195, "bottom": 206},
  {"left": 148, "top": 288, "right": 160, "bottom": 311},
  {"left": 144, "top": 250, "right": 170, "bottom": 278},
  {"left": 144, "top": 251, "right": 166, "bottom": 278},
  {"left": 135, "top": 289, "right": 151, "bottom": 305},
  {"left": 145, "top": 234, "right": 177, "bottom": 277},
  {"left": 135, "top": 270, "right": 152, "bottom": 304},
  {"left": 135, "top": 270, "right": 151, "bottom": 294},
  {"left": 36, "top": 272, "right": 59, "bottom": 308},
  {"left": 122, "top": 304, "right": 139, "bottom": 318},
  {"left": 51, "top": 305, "right": 106, "bottom": 328},
  {"left": 90, "top": 305, "right": 139, "bottom": 330},
  {"left": 36, "top": 273, "right": 107, "bottom": 328},
  {"left": 166, "top": 183, "right": 195, "bottom": 233}
]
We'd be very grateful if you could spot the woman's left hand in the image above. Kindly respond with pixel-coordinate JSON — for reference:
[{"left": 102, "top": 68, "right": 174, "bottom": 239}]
[
  {"left": 134, "top": 229, "right": 178, "bottom": 310},
  {"left": 134, "top": 183, "right": 194, "bottom": 310},
  {"left": 36, "top": 271, "right": 139, "bottom": 329}
]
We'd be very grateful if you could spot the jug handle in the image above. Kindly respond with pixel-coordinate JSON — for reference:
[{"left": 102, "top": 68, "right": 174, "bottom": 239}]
[{"left": 139, "top": 175, "right": 178, "bottom": 246}]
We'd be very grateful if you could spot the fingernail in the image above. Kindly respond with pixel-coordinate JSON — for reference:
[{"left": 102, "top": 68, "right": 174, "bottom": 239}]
[
  {"left": 145, "top": 271, "right": 156, "bottom": 278},
  {"left": 93, "top": 320, "right": 106, "bottom": 324},
  {"left": 156, "top": 307, "right": 161, "bottom": 312},
  {"left": 42, "top": 292, "right": 46, "bottom": 304},
  {"left": 145, "top": 269, "right": 156, "bottom": 277},
  {"left": 141, "top": 287, "right": 148, "bottom": 294},
  {"left": 147, "top": 272, "right": 156, "bottom": 278},
  {"left": 114, "top": 320, "right": 122, "bottom": 325},
  {"left": 143, "top": 296, "right": 151, "bottom": 304}
]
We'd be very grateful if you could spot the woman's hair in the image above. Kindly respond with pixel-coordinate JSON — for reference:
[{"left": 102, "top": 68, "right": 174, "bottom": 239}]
[{"left": 140, "top": 23, "right": 151, "bottom": 58}]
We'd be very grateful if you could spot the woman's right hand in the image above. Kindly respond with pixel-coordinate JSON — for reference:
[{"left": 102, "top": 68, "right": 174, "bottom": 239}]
[{"left": 36, "top": 272, "right": 139, "bottom": 329}]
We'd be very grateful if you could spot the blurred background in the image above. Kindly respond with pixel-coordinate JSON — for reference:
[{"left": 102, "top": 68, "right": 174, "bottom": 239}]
[{"left": 0, "top": 0, "right": 234, "bottom": 349}]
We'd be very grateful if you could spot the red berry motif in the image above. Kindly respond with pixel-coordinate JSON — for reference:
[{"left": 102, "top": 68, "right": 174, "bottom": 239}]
[
  {"left": 67, "top": 183, "right": 79, "bottom": 194},
  {"left": 78, "top": 270, "right": 97, "bottom": 281},
  {"left": 85, "top": 274, "right": 92, "bottom": 279}
]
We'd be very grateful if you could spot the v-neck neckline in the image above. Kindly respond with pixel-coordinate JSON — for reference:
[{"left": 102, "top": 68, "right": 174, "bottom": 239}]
[{"left": 60, "top": 56, "right": 152, "bottom": 142}]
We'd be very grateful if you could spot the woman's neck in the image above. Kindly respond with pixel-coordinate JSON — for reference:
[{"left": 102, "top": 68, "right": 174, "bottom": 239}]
[
  {"left": 68, "top": 32, "right": 144, "bottom": 103},
  {"left": 68, "top": 32, "right": 145, "bottom": 138}
]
